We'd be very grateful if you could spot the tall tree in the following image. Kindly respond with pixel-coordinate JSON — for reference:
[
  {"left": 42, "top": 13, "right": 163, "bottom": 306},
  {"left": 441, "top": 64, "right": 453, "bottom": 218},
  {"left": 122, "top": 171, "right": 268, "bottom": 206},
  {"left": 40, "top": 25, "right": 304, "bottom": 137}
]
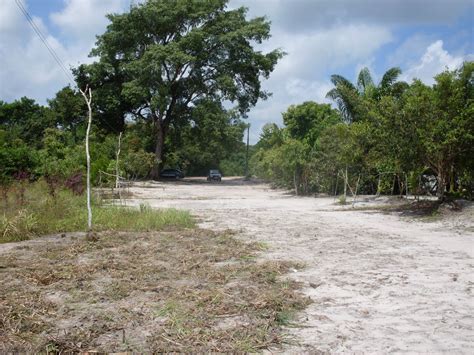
[
  {"left": 0, "top": 97, "right": 52, "bottom": 148},
  {"left": 282, "top": 101, "right": 341, "bottom": 146},
  {"left": 403, "top": 62, "right": 474, "bottom": 199},
  {"left": 48, "top": 86, "right": 86, "bottom": 143},
  {"left": 326, "top": 67, "right": 406, "bottom": 123},
  {"left": 76, "top": 0, "right": 283, "bottom": 178}
]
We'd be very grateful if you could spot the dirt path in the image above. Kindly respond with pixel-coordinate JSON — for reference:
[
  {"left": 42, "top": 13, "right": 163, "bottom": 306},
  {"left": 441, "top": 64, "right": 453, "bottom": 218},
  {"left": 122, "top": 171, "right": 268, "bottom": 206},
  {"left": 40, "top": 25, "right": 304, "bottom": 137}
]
[{"left": 128, "top": 177, "right": 474, "bottom": 353}]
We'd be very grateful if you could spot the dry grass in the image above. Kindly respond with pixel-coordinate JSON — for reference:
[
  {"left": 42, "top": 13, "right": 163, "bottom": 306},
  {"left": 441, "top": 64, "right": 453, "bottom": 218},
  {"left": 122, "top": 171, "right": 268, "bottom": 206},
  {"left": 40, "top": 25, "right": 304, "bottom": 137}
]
[{"left": 0, "top": 229, "right": 310, "bottom": 352}]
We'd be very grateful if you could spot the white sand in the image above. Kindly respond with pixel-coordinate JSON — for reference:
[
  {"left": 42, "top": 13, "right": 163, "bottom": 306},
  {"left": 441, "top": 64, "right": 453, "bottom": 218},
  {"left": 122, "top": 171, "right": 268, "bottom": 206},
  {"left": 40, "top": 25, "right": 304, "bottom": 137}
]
[{"left": 127, "top": 177, "right": 474, "bottom": 353}]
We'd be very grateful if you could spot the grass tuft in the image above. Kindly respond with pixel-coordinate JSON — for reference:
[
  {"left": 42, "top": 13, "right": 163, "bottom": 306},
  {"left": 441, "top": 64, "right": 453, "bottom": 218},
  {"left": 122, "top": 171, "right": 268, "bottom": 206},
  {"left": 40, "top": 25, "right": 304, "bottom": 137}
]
[{"left": 0, "top": 181, "right": 194, "bottom": 243}]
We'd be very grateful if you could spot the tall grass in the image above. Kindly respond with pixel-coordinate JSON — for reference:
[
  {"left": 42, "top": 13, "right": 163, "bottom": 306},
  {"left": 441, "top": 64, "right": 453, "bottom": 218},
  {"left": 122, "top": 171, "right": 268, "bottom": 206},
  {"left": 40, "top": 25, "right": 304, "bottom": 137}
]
[{"left": 0, "top": 180, "right": 194, "bottom": 243}]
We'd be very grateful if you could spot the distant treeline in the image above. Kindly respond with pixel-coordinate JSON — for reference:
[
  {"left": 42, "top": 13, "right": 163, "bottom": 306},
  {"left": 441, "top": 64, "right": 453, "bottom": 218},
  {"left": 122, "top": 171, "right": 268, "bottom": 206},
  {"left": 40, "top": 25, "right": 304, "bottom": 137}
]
[
  {"left": 250, "top": 62, "right": 474, "bottom": 200},
  {"left": 0, "top": 86, "right": 248, "bottom": 190}
]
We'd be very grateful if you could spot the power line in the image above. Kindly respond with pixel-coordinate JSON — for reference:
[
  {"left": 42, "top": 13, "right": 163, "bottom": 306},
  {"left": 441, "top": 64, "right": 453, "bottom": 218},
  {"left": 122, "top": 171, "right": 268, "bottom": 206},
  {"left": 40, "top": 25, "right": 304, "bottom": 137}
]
[
  {"left": 15, "top": 0, "right": 76, "bottom": 86},
  {"left": 14, "top": 0, "right": 121, "bottom": 133}
]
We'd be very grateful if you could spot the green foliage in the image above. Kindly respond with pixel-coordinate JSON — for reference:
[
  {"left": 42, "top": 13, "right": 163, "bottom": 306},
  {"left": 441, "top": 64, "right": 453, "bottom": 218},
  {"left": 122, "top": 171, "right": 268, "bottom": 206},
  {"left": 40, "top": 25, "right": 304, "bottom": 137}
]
[
  {"left": 0, "top": 139, "right": 38, "bottom": 180},
  {"left": 37, "top": 128, "right": 84, "bottom": 179},
  {"left": 122, "top": 149, "right": 156, "bottom": 179},
  {"left": 0, "top": 97, "right": 53, "bottom": 148},
  {"left": 326, "top": 66, "right": 405, "bottom": 123},
  {"left": 283, "top": 101, "right": 341, "bottom": 146},
  {"left": 252, "top": 62, "right": 474, "bottom": 199},
  {"left": 75, "top": 0, "right": 283, "bottom": 175},
  {"left": 166, "top": 100, "right": 247, "bottom": 175},
  {"left": 252, "top": 102, "right": 342, "bottom": 193},
  {"left": 0, "top": 181, "right": 194, "bottom": 243}
]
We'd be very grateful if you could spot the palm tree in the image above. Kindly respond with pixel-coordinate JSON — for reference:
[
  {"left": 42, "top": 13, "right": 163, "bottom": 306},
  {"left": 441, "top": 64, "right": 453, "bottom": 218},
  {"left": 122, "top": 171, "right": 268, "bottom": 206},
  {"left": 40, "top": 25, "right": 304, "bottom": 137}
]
[{"left": 326, "top": 67, "right": 406, "bottom": 123}]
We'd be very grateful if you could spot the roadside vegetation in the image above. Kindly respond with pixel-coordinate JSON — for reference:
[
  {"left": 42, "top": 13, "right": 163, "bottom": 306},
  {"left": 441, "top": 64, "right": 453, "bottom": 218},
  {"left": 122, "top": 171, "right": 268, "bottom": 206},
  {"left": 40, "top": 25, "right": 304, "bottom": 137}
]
[
  {"left": 251, "top": 63, "right": 474, "bottom": 201},
  {"left": 0, "top": 180, "right": 193, "bottom": 243}
]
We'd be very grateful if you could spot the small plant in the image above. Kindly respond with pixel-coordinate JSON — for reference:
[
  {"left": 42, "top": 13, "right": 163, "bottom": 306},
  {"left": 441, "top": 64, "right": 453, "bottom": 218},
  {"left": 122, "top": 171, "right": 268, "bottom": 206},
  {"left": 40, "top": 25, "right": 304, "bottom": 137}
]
[
  {"left": 139, "top": 202, "right": 152, "bottom": 213},
  {"left": 1, "top": 209, "right": 38, "bottom": 242},
  {"left": 338, "top": 195, "right": 346, "bottom": 205}
]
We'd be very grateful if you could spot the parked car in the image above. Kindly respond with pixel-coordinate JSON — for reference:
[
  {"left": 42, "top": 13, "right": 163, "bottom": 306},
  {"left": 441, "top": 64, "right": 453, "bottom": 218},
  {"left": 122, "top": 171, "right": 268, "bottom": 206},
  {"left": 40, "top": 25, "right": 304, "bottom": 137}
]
[
  {"left": 207, "top": 169, "right": 222, "bottom": 182},
  {"left": 160, "top": 168, "right": 184, "bottom": 179}
]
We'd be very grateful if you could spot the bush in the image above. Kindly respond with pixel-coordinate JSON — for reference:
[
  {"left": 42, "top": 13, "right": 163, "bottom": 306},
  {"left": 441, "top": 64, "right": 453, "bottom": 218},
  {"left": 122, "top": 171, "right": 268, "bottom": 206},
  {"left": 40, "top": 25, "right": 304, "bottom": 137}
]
[{"left": 123, "top": 149, "right": 155, "bottom": 179}]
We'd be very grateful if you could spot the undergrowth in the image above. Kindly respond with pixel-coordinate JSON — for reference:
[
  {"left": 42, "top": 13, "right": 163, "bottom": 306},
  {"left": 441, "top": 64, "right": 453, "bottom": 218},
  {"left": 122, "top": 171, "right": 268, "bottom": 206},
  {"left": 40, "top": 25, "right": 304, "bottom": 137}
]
[{"left": 0, "top": 181, "right": 194, "bottom": 243}]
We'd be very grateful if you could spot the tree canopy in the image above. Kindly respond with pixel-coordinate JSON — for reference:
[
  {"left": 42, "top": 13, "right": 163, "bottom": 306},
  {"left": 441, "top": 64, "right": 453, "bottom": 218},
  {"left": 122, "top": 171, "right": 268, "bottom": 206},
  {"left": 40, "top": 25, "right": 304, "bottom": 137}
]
[
  {"left": 252, "top": 62, "right": 474, "bottom": 200},
  {"left": 75, "top": 0, "right": 283, "bottom": 177}
]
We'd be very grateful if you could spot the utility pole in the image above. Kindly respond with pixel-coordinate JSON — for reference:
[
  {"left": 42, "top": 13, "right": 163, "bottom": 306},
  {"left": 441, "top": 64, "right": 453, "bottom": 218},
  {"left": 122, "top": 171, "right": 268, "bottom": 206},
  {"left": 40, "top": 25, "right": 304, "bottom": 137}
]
[{"left": 245, "top": 123, "right": 250, "bottom": 179}]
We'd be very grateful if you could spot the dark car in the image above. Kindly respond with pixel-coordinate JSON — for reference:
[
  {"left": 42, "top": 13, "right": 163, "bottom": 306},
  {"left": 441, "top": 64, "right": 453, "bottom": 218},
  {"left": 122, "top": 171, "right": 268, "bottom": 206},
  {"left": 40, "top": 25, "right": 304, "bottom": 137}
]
[
  {"left": 160, "top": 168, "right": 184, "bottom": 179},
  {"left": 207, "top": 169, "right": 222, "bottom": 182}
]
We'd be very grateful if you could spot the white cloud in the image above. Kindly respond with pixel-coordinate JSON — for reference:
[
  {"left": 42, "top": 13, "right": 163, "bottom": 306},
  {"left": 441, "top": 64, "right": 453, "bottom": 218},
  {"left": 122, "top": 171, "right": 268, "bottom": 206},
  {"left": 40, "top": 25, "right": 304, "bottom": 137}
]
[
  {"left": 0, "top": 0, "right": 65, "bottom": 101},
  {"left": 50, "top": 0, "right": 127, "bottom": 40},
  {"left": 0, "top": 0, "right": 26, "bottom": 36},
  {"left": 231, "top": 0, "right": 473, "bottom": 33},
  {"left": 403, "top": 40, "right": 468, "bottom": 84},
  {"left": 263, "top": 24, "right": 392, "bottom": 80},
  {"left": 244, "top": 24, "right": 392, "bottom": 143},
  {"left": 0, "top": 0, "right": 130, "bottom": 104}
]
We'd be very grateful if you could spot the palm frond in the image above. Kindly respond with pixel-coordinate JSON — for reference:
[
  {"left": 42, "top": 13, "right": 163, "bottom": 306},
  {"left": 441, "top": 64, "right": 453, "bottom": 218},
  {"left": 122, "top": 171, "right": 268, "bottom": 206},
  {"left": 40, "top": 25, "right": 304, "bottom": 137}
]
[
  {"left": 330, "top": 75, "right": 356, "bottom": 91},
  {"left": 380, "top": 67, "right": 402, "bottom": 91},
  {"left": 357, "top": 67, "right": 374, "bottom": 93}
]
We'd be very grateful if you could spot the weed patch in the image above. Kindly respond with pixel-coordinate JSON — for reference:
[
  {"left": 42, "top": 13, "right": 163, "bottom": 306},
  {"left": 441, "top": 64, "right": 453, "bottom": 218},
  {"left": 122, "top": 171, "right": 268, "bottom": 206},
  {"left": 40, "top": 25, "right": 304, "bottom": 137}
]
[{"left": 0, "top": 181, "right": 194, "bottom": 243}]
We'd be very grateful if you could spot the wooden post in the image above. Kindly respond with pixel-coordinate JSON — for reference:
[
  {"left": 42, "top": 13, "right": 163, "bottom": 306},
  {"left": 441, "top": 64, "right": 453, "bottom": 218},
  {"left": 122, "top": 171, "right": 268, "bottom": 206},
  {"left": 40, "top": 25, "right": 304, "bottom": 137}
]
[{"left": 80, "top": 86, "right": 93, "bottom": 231}]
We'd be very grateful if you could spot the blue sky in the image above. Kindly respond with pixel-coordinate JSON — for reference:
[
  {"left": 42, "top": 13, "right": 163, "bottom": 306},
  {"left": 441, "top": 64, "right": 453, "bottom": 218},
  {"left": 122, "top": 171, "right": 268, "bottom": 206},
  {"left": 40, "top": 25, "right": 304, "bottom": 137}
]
[{"left": 1, "top": 0, "right": 473, "bottom": 143}]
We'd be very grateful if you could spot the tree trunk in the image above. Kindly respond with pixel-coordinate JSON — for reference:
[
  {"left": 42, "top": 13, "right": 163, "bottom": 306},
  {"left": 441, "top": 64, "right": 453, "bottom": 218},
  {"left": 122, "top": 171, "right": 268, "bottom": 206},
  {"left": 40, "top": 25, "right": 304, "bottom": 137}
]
[
  {"left": 343, "top": 166, "right": 348, "bottom": 200},
  {"left": 80, "top": 87, "right": 93, "bottom": 232},
  {"left": 376, "top": 174, "right": 381, "bottom": 196},
  {"left": 115, "top": 132, "right": 122, "bottom": 189},
  {"left": 449, "top": 165, "right": 455, "bottom": 193},
  {"left": 436, "top": 168, "right": 447, "bottom": 200},
  {"left": 151, "top": 121, "right": 165, "bottom": 180},
  {"left": 294, "top": 168, "right": 298, "bottom": 196}
]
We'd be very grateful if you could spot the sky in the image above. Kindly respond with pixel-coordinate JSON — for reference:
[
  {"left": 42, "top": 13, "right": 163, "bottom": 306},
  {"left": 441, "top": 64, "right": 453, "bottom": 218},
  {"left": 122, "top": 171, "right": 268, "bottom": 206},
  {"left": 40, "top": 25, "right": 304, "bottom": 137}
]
[{"left": 1, "top": 0, "right": 473, "bottom": 143}]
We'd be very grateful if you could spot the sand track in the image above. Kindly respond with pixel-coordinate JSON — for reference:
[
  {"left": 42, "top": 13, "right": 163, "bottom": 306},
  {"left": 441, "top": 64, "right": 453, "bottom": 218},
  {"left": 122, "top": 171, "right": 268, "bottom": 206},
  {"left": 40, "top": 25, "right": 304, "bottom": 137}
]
[{"left": 128, "top": 177, "right": 473, "bottom": 353}]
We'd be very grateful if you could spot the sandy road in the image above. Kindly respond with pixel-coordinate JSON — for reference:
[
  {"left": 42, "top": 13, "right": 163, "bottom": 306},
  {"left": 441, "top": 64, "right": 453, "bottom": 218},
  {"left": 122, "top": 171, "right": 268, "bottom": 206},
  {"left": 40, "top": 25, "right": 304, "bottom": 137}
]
[{"left": 128, "top": 177, "right": 474, "bottom": 353}]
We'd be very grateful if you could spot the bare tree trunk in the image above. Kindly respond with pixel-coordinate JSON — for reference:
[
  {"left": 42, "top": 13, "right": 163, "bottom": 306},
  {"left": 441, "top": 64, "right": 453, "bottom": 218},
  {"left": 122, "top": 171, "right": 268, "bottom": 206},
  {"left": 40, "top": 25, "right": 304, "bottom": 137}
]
[
  {"left": 376, "top": 173, "right": 381, "bottom": 197},
  {"left": 294, "top": 169, "right": 298, "bottom": 196},
  {"left": 151, "top": 122, "right": 165, "bottom": 180},
  {"left": 449, "top": 165, "right": 455, "bottom": 193},
  {"left": 436, "top": 168, "right": 447, "bottom": 201},
  {"left": 115, "top": 132, "right": 122, "bottom": 189},
  {"left": 352, "top": 174, "right": 361, "bottom": 207},
  {"left": 405, "top": 173, "right": 409, "bottom": 199},
  {"left": 80, "top": 87, "right": 93, "bottom": 231},
  {"left": 343, "top": 166, "right": 348, "bottom": 200}
]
